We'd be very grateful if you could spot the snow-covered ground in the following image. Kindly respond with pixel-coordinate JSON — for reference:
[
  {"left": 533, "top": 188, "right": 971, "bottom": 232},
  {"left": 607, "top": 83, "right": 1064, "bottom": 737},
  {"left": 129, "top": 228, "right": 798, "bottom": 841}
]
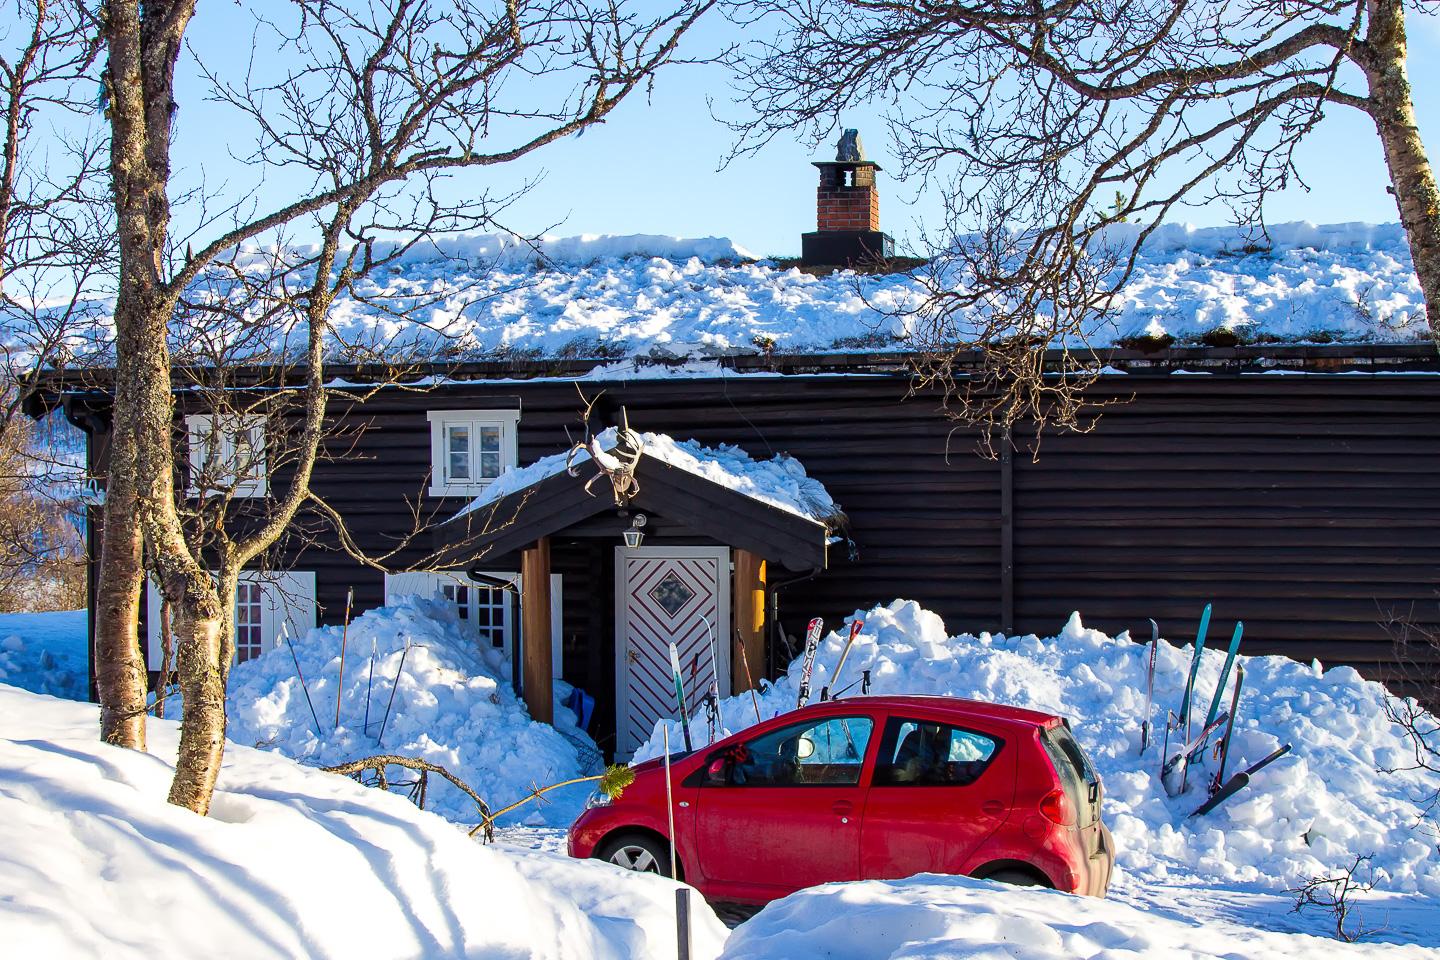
[
  {"left": 4, "top": 602, "right": 1438, "bottom": 955},
  {"left": 0, "top": 683, "right": 728, "bottom": 959},
  {"left": 223, "top": 597, "right": 601, "bottom": 827},
  {"left": 641, "top": 600, "right": 1440, "bottom": 954},
  {"left": 0, "top": 609, "right": 87, "bottom": 700},
  {"left": 18, "top": 222, "right": 1429, "bottom": 368}
]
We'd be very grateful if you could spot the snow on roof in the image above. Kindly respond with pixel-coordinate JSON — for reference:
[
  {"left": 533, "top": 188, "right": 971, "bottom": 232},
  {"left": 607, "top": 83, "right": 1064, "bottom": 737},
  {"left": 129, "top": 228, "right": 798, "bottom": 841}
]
[
  {"left": 309, "top": 221, "right": 1434, "bottom": 359},
  {"left": 458, "top": 427, "right": 842, "bottom": 525},
  {"left": 16, "top": 222, "right": 1429, "bottom": 371}
]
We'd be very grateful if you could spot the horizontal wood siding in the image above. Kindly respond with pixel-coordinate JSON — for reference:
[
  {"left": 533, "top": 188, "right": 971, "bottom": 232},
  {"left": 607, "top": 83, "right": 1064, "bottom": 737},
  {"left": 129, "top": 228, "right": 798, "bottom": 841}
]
[{"left": 106, "top": 370, "right": 1439, "bottom": 708}]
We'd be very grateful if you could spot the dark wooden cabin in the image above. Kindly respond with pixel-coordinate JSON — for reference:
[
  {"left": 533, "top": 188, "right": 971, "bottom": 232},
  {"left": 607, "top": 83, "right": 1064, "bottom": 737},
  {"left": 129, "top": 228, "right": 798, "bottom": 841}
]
[{"left": 35, "top": 343, "right": 1440, "bottom": 757}]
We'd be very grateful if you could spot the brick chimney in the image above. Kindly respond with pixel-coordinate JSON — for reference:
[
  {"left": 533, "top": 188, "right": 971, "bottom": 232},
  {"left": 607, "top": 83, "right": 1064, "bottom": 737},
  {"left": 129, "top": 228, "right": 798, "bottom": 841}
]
[{"left": 801, "top": 129, "right": 894, "bottom": 267}]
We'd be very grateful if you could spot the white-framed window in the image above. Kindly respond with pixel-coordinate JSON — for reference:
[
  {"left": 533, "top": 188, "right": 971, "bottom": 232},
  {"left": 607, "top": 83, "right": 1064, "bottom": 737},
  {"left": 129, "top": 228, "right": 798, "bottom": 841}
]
[
  {"left": 186, "top": 414, "right": 267, "bottom": 498},
  {"left": 146, "top": 570, "right": 316, "bottom": 670},
  {"left": 426, "top": 409, "right": 520, "bottom": 497},
  {"left": 384, "top": 570, "right": 562, "bottom": 678}
]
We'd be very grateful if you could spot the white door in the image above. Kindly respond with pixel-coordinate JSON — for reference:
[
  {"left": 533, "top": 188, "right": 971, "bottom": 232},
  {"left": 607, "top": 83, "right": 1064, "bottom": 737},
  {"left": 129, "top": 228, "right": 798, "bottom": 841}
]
[{"left": 614, "top": 546, "right": 730, "bottom": 757}]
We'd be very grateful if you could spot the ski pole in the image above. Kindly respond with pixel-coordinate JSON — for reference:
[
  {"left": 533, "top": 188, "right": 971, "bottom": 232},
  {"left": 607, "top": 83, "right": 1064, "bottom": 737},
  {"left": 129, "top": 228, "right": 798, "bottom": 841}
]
[
  {"left": 735, "top": 630, "right": 763, "bottom": 724},
  {"left": 821, "top": 618, "right": 865, "bottom": 702},
  {"left": 1212, "top": 664, "right": 1244, "bottom": 792},
  {"left": 700, "top": 615, "right": 721, "bottom": 745},
  {"left": 376, "top": 639, "right": 411, "bottom": 747},
  {"left": 363, "top": 637, "right": 376, "bottom": 735},
  {"left": 282, "top": 623, "right": 323, "bottom": 738},
  {"left": 334, "top": 587, "right": 353, "bottom": 730}
]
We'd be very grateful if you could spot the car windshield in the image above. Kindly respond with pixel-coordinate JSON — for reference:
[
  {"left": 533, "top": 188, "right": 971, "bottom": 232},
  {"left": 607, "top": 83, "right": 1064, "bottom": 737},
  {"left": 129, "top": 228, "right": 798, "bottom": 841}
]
[{"left": 731, "top": 716, "right": 873, "bottom": 786}]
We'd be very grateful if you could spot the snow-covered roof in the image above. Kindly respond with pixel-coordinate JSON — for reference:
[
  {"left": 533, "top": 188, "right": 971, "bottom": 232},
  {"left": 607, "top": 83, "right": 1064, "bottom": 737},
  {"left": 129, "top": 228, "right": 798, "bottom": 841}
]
[
  {"left": 304, "top": 221, "right": 1434, "bottom": 359},
  {"left": 458, "top": 427, "right": 842, "bottom": 526},
  {"left": 15, "top": 222, "right": 1430, "bottom": 374}
]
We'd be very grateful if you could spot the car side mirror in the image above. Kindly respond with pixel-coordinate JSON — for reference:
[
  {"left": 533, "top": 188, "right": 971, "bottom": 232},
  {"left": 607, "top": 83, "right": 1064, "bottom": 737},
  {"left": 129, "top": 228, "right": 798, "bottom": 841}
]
[{"left": 705, "top": 756, "right": 730, "bottom": 785}]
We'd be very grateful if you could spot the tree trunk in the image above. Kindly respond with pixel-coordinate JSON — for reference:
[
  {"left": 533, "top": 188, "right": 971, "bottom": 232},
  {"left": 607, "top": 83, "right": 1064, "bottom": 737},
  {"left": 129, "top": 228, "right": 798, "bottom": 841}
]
[
  {"left": 164, "top": 566, "right": 229, "bottom": 814},
  {"left": 93, "top": 434, "right": 147, "bottom": 748},
  {"left": 1365, "top": 0, "right": 1440, "bottom": 343}
]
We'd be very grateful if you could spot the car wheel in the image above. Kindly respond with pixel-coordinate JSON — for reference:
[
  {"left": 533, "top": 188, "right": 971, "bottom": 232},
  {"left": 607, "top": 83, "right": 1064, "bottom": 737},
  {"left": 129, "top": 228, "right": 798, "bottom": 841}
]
[
  {"left": 986, "top": 869, "right": 1045, "bottom": 887},
  {"left": 597, "top": 834, "right": 673, "bottom": 878}
]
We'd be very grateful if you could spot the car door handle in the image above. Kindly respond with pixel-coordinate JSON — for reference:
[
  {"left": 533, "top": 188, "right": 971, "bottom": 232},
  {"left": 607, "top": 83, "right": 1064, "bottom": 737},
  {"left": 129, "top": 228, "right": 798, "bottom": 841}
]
[
  {"left": 831, "top": 800, "right": 853, "bottom": 815},
  {"left": 981, "top": 799, "right": 1005, "bottom": 816}
]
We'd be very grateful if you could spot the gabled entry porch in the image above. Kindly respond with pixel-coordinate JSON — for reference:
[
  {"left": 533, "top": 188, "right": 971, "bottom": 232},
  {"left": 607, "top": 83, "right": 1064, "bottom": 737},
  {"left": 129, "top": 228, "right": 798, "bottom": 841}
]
[{"left": 434, "top": 434, "right": 843, "bottom": 758}]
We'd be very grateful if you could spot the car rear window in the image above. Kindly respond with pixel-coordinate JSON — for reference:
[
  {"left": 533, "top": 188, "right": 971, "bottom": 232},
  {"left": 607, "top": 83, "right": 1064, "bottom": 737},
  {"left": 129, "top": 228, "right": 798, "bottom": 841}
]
[
  {"left": 1040, "top": 725, "right": 1099, "bottom": 826},
  {"left": 873, "top": 718, "right": 1000, "bottom": 787}
]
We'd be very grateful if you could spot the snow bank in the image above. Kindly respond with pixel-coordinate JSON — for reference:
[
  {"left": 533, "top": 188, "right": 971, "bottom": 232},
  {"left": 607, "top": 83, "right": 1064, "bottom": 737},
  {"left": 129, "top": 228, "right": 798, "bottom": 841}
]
[
  {"left": 460, "top": 426, "right": 842, "bottom": 525},
  {"left": 0, "top": 683, "right": 727, "bottom": 959},
  {"left": 225, "top": 597, "right": 599, "bottom": 826},
  {"left": 719, "top": 873, "right": 1434, "bottom": 960},
  {"left": 639, "top": 600, "right": 1440, "bottom": 898},
  {"left": 0, "top": 610, "right": 87, "bottom": 700}
]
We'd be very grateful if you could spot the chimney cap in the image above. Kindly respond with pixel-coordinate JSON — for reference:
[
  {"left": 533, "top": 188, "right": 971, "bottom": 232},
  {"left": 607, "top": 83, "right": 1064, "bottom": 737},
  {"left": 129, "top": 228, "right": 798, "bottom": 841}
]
[{"left": 836, "top": 129, "right": 865, "bottom": 161}]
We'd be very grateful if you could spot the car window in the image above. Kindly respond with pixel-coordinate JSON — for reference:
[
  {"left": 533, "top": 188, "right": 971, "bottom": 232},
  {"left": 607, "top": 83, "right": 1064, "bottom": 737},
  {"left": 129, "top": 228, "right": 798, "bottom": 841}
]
[
  {"left": 1041, "top": 725, "right": 1098, "bottom": 826},
  {"left": 730, "top": 716, "right": 874, "bottom": 786},
  {"left": 874, "top": 718, "right": 1000, "bottom": 786}
]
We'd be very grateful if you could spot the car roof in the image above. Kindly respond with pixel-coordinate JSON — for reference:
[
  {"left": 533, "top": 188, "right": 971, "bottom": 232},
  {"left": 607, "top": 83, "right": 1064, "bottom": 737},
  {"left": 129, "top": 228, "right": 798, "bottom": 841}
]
[{"left": 809, "top": 694, "right": 1062, "bottom": 728}]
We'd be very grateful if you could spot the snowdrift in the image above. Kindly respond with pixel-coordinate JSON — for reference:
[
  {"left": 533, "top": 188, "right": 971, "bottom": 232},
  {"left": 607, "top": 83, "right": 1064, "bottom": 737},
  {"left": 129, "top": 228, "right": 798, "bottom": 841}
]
[
  {"left": 0, "top": 683, "right": 726, "bottom": 959},
  {"left": 0, "top": 610, "right": 88, "bottom": 701},
  {"left": 225, "top": 597, "right": 599, "bottom": 826},
  {"left": 638, "top": 600, "right": 1440, "bottom": 897},
  {"left": 719, "top": 873, "right": 1436, "bottom": 960}
]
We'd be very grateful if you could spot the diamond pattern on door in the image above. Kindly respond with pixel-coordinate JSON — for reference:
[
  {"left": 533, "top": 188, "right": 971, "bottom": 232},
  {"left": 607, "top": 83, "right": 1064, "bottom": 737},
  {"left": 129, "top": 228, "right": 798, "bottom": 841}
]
[
  {"left": 648, "top": 571, "right": 696, "bottom": 618},
  {"left": 618, "top": 551, "right": 726, "bottom": 756}
]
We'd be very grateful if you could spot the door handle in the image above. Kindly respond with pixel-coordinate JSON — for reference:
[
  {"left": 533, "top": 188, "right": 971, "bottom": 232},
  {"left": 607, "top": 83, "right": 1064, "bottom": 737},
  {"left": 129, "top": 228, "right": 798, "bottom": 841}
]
[
  {"left": 831, "top": 800, "right": 853, "bottom": 815},
  {"left": 981, "top": 799, "right": 1005, "bottom": 816}
]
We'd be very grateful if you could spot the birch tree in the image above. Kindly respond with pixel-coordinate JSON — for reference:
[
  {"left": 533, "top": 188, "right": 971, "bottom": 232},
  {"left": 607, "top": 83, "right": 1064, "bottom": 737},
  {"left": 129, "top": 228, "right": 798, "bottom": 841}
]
[
  {"left": 729, "top": 0, "right": 1440, "bottom": 438},
  {"left": 95, "top": 0, "right": 713, "bottom": 813}
]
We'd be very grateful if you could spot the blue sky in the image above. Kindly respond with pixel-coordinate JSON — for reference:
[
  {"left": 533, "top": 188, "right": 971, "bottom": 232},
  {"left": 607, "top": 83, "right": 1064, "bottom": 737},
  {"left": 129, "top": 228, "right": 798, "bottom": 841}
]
[{"left": 168, "top": 6, "right": 1440, "bottom": 258}]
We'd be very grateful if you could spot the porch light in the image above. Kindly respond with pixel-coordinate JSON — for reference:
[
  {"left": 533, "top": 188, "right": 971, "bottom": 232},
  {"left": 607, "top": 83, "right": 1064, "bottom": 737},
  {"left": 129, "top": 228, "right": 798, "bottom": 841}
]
[{"left": 623, "top": 513, "right": 647, "bottom": 549}]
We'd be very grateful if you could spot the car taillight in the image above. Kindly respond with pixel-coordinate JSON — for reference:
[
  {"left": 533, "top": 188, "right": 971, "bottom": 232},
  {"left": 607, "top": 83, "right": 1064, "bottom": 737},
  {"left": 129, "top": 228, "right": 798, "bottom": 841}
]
[{"left": 1039, "top": 789, "right": 1073, "bottom": 826}]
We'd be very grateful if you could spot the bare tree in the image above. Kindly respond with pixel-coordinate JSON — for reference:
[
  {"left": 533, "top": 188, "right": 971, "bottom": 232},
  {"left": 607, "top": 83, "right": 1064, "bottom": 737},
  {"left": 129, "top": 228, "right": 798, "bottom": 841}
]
[
  {"left": 93, "top": 0, "right": 714, "bottom": 813},
  {"left": 727, "top": 0, "right": 1440, "bottom": 442}
]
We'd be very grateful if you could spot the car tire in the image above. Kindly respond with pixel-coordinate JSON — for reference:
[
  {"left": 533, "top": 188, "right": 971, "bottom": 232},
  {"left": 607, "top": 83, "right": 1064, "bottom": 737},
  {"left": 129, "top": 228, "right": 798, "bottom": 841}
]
[
  {"left": 596, "top": 833, "right": 674, "bottom": 879},
  {"left": 986, "top": 869, "right": 1045, "bottom": 887}
]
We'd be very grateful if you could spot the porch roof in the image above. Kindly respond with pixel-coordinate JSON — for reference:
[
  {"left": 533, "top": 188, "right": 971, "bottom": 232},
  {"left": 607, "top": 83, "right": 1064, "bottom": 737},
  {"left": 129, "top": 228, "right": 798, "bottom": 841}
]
[{"left": 435, "top": 439, "right": 842, "bottom": 572}]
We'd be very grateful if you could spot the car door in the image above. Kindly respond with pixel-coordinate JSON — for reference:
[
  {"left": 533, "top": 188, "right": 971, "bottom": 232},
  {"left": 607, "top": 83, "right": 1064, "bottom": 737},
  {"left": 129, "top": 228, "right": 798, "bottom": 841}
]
[
  {"left": 859, "top": 715, "right": 1016, "bottom": 880},
  {"left": 694, "top": 714, "right": 877, "bottom": 901}
]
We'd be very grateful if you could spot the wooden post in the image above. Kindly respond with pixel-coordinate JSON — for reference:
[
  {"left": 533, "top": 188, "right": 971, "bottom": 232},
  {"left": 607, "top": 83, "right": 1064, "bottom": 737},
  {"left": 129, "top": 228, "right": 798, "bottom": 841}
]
[
  {"left": 522, "top": 537, "right": 553, "bottom": 724},
  {"left": 733, "top": 550, "right": 766, "bottom": 693}
]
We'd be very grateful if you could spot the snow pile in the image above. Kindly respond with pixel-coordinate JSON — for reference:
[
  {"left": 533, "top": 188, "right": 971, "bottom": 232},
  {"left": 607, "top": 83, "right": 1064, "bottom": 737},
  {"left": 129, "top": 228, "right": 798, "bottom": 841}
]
[
  {"left": 720, "top": 873, "right": 1432, "bottom": 960},
  {"left": 0, "top": 683, "right": 727, "bottom": 959},
  {"left": 638, "top": 600, "right": 1440, "bottom": 897},
  {"left": 460, "top": 427, "right": 842, "bottom": 525},
  {"left": 225, "top": 597, "right": 598, "bottom": 826},
  {"left": 0, "top": 610, "right": 87, "bottom": 701}
]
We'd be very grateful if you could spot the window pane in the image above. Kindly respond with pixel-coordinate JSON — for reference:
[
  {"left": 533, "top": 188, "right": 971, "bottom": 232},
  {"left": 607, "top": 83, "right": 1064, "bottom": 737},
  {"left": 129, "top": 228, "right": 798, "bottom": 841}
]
[
  {"left": 479, "top": 425, "right": 501, "bottom": 452},
  {"left": 447, "top": 425, "right": 471, "bottom": 480},
  {"left": 731, "top": 717, "right": 872, "bottom": 786},
  {"left": 479, "top": 452, "right": 501, "bottom": 478},
  {"left": 875, "top": 719, "right": 999, "bottom": 787}
]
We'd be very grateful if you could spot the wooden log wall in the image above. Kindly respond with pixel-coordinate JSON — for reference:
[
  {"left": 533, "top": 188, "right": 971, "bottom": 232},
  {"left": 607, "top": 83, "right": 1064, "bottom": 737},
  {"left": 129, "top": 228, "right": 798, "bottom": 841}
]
[{"left": 100, "top": 368, "right": 1440, "bottom": 708}]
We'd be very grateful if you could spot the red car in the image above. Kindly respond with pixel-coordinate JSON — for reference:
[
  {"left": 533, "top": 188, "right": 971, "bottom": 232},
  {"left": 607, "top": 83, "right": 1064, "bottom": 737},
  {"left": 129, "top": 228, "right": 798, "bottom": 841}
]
[{"left": 568, "top": 695, "right": 1114, "bottom": 903}]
